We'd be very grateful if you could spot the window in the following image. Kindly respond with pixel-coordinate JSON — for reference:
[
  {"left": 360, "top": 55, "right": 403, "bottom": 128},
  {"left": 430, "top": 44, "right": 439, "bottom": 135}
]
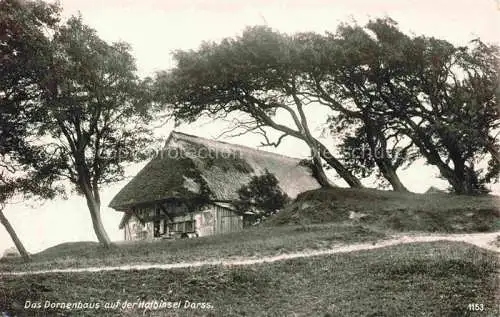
[
  {"left": 185, "top": 221, "right": 194, "bottom": 232},
  {"left": 163, "top": 220, "right": 195, "bottom": 234}
]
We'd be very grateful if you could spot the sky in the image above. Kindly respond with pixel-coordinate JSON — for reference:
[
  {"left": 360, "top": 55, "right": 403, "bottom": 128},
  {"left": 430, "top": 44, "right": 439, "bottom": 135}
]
[{"left": 1, "top": 0, "right": 499, "bottom": 255}]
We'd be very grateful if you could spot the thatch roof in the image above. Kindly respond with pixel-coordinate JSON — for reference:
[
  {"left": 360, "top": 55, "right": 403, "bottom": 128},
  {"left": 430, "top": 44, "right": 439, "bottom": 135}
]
[{"left": 109, "top": 131, "right": 321, "bottom": 211}]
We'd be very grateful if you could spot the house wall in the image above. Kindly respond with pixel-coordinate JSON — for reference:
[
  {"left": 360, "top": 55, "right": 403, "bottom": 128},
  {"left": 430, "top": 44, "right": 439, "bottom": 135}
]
[
  {"left": 124, "top": 215, "right": 153, "bottom": 241},
  {"left": 194, "top": 209, "right": 215, "bottom": 237},
  {"left": 214, "top": 205, "right": 243, "bottom": 234},
  {"left": 193, "top": 205, "right": 243, "bottom": 236},
  {"left": 122, "top": 204, "right": 243, "bottom": 241}
]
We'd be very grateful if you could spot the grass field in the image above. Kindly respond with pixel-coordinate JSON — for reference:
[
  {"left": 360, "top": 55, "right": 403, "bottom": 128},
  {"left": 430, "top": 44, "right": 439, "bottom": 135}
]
[
  {"left": 0, "top": 223, "right": 386, "bottom": 272},
  {"left": 1, "top": 189, "right": 498, "bottom": 316},
  {"left": 269, "top": 188, "right": 500, "bottom": 233},
  {"left": 1, "top": 242, "right": 498, "bottom": 317},
  {"left": 1, "top": 188, "right": 498, "bottom": 272}
]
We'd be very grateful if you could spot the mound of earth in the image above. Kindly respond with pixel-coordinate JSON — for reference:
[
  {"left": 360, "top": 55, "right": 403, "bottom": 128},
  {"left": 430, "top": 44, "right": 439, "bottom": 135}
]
[
  {"left": 267, "top": 188, "right": 500, "bottom": 233},
  {"left": 38, "top": 241, "right": 101, "bottom": 257}
]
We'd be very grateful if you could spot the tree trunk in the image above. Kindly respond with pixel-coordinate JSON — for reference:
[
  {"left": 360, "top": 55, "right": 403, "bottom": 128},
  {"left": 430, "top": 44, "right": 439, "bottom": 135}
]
[
  {"left": 449, "top": 165, "right": 478, "bottom": 195},
  {"left": 364, "top": 120, "right": 408, "bottom": 192},
  {"left": 310, "top": 151, "right": 335, "bottom": 188},
  {"left": 315, "top": 141, "right": 364, "bottom": 188},
  {"left": 377, "top": 159, "right": 409, "bottom": 192},
  {"left": 404, "top": 119, "right": 467, "bottom": 194},
  {"left": 85, "top": 195, "right": 111, "bottom": 248},
  {"left": 450, "top": 177, "right": 466, "bottom": 195},
  {"left": 76, "top": 167, "right": 112, "bottom": 248},
  {"left": 0, "top": 208, "right": 31, "bottom": 262}
]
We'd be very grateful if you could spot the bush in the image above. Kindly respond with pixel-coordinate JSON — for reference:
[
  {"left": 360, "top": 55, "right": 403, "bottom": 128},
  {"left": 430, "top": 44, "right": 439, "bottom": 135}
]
[{"left": 236, "top": 170, "right": 290, "bottom": 224}]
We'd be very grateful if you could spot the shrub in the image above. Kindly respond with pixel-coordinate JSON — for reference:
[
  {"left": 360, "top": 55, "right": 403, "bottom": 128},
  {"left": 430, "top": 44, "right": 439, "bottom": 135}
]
[{"left": 236, "top": 170, "right": 290, "bottom": 224}]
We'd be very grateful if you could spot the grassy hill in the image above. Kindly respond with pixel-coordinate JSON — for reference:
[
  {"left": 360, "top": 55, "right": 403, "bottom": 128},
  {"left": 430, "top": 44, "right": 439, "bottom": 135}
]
[
  {"left": 1, "top": 188, "right": 498, "bottom": 272},
  {"left": 268, "top": 188, "right": 500, "bottom": 233},
  {"left": 1, "top": 188, "right": 498, "bottom": 316},
  {"left": 1, "top": 242, "right": 498, "bottom": 317},
  {"left": 0, "top": 223, "right": 386, "bottom": 272}
]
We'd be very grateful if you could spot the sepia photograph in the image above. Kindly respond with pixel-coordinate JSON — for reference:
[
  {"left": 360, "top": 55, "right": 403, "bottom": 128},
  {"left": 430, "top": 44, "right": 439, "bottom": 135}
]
[{"left": 0, "top": 0, "right": 499, "bottom": 316}]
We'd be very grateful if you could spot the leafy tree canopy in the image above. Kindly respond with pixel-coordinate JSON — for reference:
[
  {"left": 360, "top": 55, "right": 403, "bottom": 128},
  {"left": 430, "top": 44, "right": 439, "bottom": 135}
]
[
  {"left": 157, "top": 19, "right": 499, "bottom": 195},
  {"left": 1, "top": 2, "right": 158, "bottom": 247},
  {"left": 236, "top": 170, "right": 290, "bottom": 223}
]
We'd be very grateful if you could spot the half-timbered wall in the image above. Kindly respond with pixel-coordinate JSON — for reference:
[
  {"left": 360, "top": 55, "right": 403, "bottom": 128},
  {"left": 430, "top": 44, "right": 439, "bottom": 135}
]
[
  {"left": 123, "top": 203, "right": 243, "bottom": 241},
  {"left": 124, "top": 215, "right": 153, "bottom": 240}
]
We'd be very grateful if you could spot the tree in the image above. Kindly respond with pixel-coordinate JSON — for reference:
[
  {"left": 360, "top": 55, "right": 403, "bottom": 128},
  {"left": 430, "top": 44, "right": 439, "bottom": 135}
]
[
  {"left": 322, "top": 19, "right": 499, "bottom": 194},
  {"left": 335, "top": 124, "right": 416, "bottom": 190},
  {"left": 2, "top": 7, "right": 155, "bottom": 248},
  {"left": 0, "top": 166, "right": 60, "bottom": 262},
  {"left": 32, "top": 17, "right": 155, "bottom": 247},
  {"left": 155, "top": 26, "right": 362, "bottom": 189},
  {"left": 1, "top": 0, "right": 62, "bottom": 261},
  {"left": 236, "top": 170, "right": 290, "bottom": 223},
  {"left": 289, "top": 23, "right": 414, "bottom": 191},
  {"left": 156, "top": 21, "right": 498, "bottom": 194}
]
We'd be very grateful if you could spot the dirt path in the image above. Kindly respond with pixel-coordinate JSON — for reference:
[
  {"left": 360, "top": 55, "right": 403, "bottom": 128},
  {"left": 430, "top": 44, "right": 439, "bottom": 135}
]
[{"left": 2, "top": 231, "right": 498, "bottom": 276}]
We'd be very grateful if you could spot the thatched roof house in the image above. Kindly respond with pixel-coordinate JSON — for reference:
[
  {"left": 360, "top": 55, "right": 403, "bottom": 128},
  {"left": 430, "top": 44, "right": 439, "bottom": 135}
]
[{"left": 109, "top": 131, "right": 320, "bottom": 240}]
